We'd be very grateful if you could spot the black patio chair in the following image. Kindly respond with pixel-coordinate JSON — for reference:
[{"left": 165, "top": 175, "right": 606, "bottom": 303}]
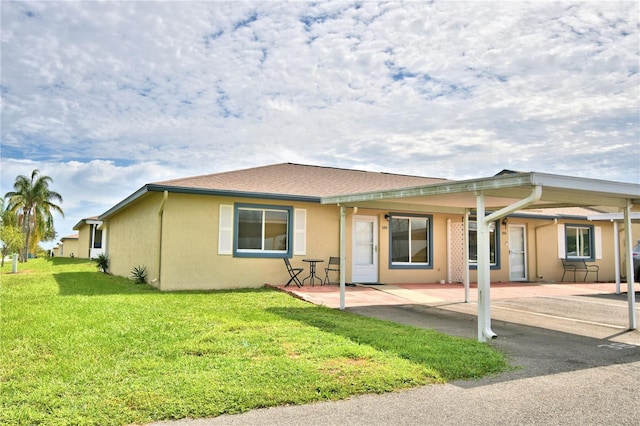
[
  {"left": 323, "top": 256, "right": 340, "bottom": 285},
  {"left": 283, "top": 257, "right": 304, "bottom": 288}
]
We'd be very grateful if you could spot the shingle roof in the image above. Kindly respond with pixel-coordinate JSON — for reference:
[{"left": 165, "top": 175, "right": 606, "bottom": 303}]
[{"left": 153, "top": 163, "right": 450, "bottom": 198}]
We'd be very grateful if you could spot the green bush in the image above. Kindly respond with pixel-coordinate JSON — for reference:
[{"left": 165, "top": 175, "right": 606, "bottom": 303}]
[
  {"left": 94, "top": 253, "right": 109, "bottom": 273},
  {"left": 131, "top": 265, "right": 147, "bottom": 284}
]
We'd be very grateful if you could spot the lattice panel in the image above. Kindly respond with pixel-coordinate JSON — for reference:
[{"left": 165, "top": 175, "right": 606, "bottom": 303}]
[{"left": 449, "top": 222, "right": 465, "bottom": 283}]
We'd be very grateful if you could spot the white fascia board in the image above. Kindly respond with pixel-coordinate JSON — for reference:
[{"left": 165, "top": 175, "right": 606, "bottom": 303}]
[
  {"left": 341, "top": 200, "right": 468, "bottom": 214},
  {"left": 529, "top": 172, "right": 640, "bottom": 198},
  {"left": 321, "top": 173, "right": 535, "bottom": 205},
  {"left": 587, "top": 213, "right": 640, "bottom": 221},
  {"left": 321, "top": 172, "right": 640, "bottom": 208},
  {"left": 73, "top": 219, "right": 102, "bottom": 230}
]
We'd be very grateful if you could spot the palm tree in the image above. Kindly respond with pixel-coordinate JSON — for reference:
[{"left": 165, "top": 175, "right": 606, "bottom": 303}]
[{"left": 4, "top": 170, "right": 64, "bottom": 261}]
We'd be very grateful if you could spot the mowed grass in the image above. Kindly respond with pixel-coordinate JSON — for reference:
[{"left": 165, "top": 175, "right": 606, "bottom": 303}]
[{"left": 1, "top": 258, "right": 509, "bottom": 425}]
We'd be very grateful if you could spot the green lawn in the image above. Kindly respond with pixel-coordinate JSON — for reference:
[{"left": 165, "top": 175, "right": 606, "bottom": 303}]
[{"left": 1, "top": 258, "right": 509, "bottom": 425}]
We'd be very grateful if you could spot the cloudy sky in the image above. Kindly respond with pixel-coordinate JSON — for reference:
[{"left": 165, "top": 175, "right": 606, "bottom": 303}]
[{"left": 1, "top": 1, "right": 638, "bottom": 247}]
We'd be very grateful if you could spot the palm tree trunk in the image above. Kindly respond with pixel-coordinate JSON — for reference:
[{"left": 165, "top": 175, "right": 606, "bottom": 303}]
[{"left": 22, "top": 207, "right": 31, "bottom": 262}]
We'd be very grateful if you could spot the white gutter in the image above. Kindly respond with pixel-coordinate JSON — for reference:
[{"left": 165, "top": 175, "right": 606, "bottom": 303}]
[
  {"left": 155, "top": 191, "right": 169, "bottom": 289},
  {"left": 476, "top": 185, "right": 543, "bottom": 342}
]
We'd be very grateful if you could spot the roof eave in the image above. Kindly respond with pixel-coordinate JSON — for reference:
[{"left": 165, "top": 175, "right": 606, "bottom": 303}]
[
  {"left": 145, "top": 184, "right": 322, "bottom": 203},
  {"left": 99, "top": 184, "right": 322, "bottom": 220},
  {"left": 72, "top": 218, "right": 102, "bottom": 230},
  {"left": 99, "top": 186, "right": 151, "bottom": 221}
]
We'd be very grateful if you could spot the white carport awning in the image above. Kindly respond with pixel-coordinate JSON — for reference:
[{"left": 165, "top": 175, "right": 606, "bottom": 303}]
[
  {"left": 322, "top": 172, "right": 640, "bottom": 212},
  {"left": 321, "top": 171, "right": 640, "bottom": 342}
]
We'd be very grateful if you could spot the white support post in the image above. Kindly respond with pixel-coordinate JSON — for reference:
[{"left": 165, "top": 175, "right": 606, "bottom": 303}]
[
  {"left": 476, "top": 191, "right": 496, "bottom": 342},
  {"left": 613, "top": 221, "right": 620, "bottom": 295},
  {"left": 446, "top": 218, "right": 452, "bottom": 283},
  {"left": 90, "top": 224, "right": 96, "bottom": 254},
  {"left": 339, "top": 205, "right": 346, "bottom": 311},
  {"left": 623, "top": 201, "right": 636, "bottom": 330}
]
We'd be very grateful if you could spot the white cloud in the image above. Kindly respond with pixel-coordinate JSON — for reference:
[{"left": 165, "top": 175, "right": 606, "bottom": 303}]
[
  {"left": 0, "top": 158, "right": 182, "bottom": 247},
  {"left": 1, "top": 1, "right": 638, "bottom": 241}
]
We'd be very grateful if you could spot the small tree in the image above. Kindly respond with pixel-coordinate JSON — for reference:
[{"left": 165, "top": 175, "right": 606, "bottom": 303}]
[
  {"left": 0, "top": 225, "right": 23, "bottom": 267},
  {"left": 0, "top": 199, "right": 24, "bottom": 266}
]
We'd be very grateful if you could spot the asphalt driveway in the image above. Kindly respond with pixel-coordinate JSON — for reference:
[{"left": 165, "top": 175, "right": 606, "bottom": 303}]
[{"left": 151, "top": 282, "right": 640, "bottom": 425}]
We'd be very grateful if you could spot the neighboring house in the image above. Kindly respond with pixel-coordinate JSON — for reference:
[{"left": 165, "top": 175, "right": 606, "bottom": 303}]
[
  {"left": 98, "top": 163, "right": 640, "bottom": 291},
  {"left": 73, "top": 216, "right": 106, "bottom": 259},
  {"left": 57, "top": 233, "right": 79, "bottom": 258}
]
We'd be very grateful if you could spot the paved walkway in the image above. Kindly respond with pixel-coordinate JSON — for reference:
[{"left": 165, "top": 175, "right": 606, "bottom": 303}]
[{"left": 267, "top": 280, "right": 632, "bottom": 309}]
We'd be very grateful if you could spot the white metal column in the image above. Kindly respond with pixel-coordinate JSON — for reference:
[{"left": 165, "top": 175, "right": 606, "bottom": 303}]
[
  {"left": 339, "top": 205, "right": 346, "bottom": 310},
  {"left": 476, "top": 191, "right": 495, "bottom": 342},
  {"left": 623, "top": 201, "right": 636, "bottom": 330},
  {"left": 90, "top": 224, "right": 96, "bottom": 254},
  {"left": 613, "top": 221, "right": 621, "bottom": 295},
  {"left": 476, "top": 185, "right": 542, "bottom": 342}
]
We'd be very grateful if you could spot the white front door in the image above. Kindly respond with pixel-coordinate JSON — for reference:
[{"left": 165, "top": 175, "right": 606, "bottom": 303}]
[
  {"left": 509, "top": 224, "right": 527, "bottom": 281},
  {"left": 352, "top": 215, "right": 378, "bottom": 283}
]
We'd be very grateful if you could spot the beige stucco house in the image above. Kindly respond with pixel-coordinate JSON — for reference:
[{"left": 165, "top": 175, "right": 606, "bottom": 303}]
[
  {"left": 72, "top": 216, "right": 105, "bottom": 259},
  {"left": 57, "top": 233, "right": 79, "bottom": 258},
  {"left": 98, "top": 163, "right": 640, "bottom": 292}
]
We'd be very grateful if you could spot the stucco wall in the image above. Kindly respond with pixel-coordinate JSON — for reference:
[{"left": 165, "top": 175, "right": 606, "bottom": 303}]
[
  {"left": 533, "top": 219, "right": 619, "bottom": 283},
  {"left": 105, "top": 193, "right": 162, "bottom": 284},
  {"left": 76, "top": 224, "right": 91, "bottom": 259},
  {"left": 152, "top": 193, "right": 341, "bottom": 290},
  {"left": 104, "top": 190, "right": 631, "bottom": 290},
  {"left": 60, "top": 238, "right": 79, "bottom": 258},
  {"left": 361, "top": 210, "right": 621, "bottom": 285}
]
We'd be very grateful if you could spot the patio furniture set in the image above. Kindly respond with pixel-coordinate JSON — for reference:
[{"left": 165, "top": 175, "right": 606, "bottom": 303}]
[{"left": 284, "top": 256, "right": 340, "bottom": 288}]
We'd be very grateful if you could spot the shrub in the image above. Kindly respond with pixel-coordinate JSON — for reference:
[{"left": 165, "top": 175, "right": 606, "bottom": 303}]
[
  {"left": 131, "top": 265, "right": 147, "bottom": 284},
  {"left": 94, "top": 253, "right": 109, "bottom": 273}
]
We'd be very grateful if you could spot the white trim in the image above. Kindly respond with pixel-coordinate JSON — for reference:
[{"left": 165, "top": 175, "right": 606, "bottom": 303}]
[
  {"left": 594, "top": 226, "right": 602, "bottom": 260},
  {"left": 352, "top": 215, "right": 378, "bottom": 283},
  {"left": 587, "top": 213, "right": 640, "bottom": 221},
  {"left": 557, "top": 224, "right": 566, "bottom": 259},
  {"left": 218, "top": 204, "right": 233, "bottom": 255},
  {"left": 293, "top": 208, "right": 306, "bottom": 256},
  {"left": 508, "top": 224, "right": 528, "bottom": 281}
]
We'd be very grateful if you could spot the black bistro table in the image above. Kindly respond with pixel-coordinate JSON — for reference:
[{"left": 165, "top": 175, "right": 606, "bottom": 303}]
[{"left": 302, "top": 259, "right": 324, "bottom": 286}]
